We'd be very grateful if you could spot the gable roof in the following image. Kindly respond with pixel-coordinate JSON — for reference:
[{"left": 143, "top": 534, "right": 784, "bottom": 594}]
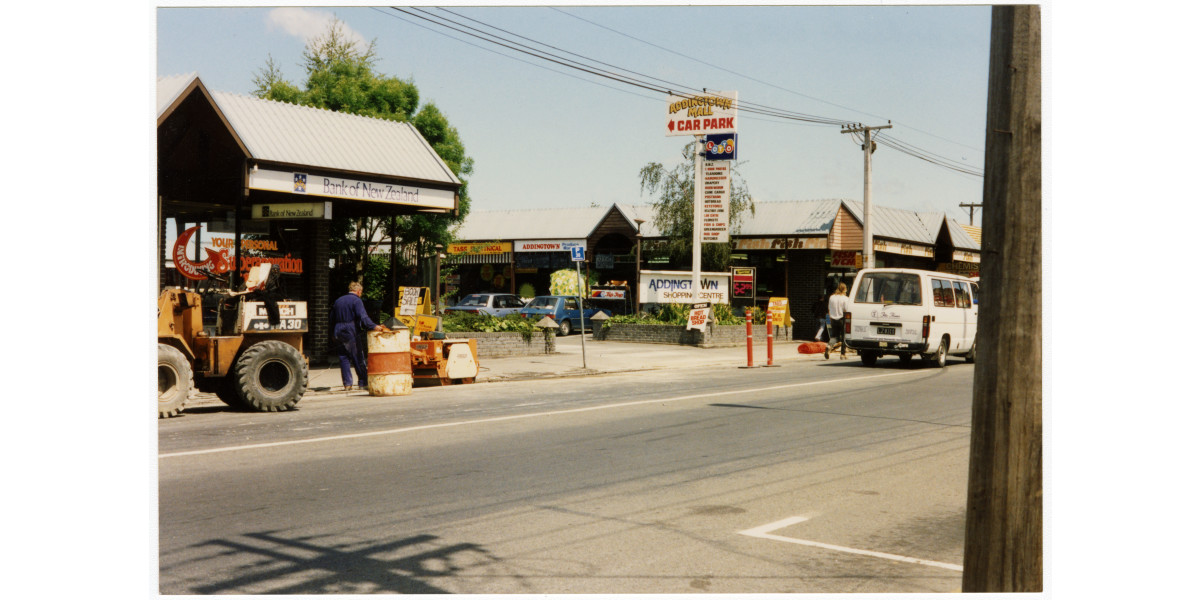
[{"left": 157, "top": 73, "right": 460, "bottom": 187}]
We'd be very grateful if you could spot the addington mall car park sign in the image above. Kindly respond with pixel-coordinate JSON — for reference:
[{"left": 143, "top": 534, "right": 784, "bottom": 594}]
[{"left": 665, "top": 91, "right": 737, "bottom": 136}]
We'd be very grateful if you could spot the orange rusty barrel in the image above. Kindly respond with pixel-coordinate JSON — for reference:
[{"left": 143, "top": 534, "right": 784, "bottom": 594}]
[{"left": 366, "top": 329, "right": 413, "bottom": 396}]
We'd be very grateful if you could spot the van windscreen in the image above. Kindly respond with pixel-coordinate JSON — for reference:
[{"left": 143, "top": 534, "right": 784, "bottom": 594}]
[{"left": 854, "top": 272, "right": 922, "bottom": 305}]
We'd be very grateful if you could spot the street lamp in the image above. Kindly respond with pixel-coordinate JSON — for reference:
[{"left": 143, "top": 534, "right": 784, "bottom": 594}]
[
  {"left": 434, "top": 243, "right": 444, "bottom": 314},
  {"left": 634, "top": 218, "right": 645, "bottom": 313}
]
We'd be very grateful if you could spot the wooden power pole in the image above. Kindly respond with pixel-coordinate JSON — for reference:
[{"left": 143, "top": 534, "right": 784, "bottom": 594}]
[{"left": 962, "top": 5, "right": 1042, "bottom": 592}]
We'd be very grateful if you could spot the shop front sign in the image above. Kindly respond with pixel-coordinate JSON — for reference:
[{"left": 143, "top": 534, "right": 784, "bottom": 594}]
[
  {"left": 952, "top": 249, "right": 980, "bottom": 263},
  {"left": 251, "top": 202, "right": 331, "bottom": 219},
  {"left": 874, "top": 239, "right": 934, "bottom": 258},
  {"left": 448, "top": 242, "right": 512, "bottom": 255},
  {"left": 514, "top": 239, "right": 587, "bottom": 252},
  {"left": 249, "top": 168, "right": 456, "bottom": 210},
  {"left": 831, "top": 250, "right": 862, "bottom": 269},
  {"left": 639, "top": 270, "right": 730, "bottom": 304},
  {"left": 733, "top": 237, "right": 827, "bottom": 250}
]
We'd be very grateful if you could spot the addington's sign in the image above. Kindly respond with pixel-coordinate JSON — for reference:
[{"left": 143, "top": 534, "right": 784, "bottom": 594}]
[
  {"left": 249, "top": 168, "right": 456, "bottom": 210},
  {"left": 665, "top": 90, "right": 737, "bottom": 136},
  {"left": 638, "top": 270, "right": 731, "bottom": 304}
]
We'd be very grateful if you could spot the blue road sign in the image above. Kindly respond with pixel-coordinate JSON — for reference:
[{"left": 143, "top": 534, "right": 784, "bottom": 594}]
[{"left": 570, "top": 245, "right": 586, "bottom": 262}]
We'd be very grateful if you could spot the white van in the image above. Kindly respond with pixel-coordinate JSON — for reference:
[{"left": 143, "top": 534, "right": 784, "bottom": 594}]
[{"left": 843, "top": 268, "right": 979, "bottom": 368}]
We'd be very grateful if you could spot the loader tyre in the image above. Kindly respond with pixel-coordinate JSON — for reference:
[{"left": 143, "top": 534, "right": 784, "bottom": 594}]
[
  {"left": 233, "top": 341, "right": 307, "bottom": 412},
  {"left": 158, "top": 343, "right": 192, "bottom": 418}
]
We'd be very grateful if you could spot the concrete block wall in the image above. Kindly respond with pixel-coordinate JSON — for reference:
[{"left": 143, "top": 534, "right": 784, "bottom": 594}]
[
  {"left": 447, "top": 331, "right": 556, "bottom": 358},
  {"left": 596, "top": 323, "right": 788, "bottom": 348}
]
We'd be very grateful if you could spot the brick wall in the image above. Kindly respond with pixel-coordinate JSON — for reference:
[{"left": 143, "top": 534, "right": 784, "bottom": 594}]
[
  {"left": 445, "top": 331, "right": 556, "bottom": 358},
  {"left": 304, "top": 220, "right": 331, "bottom": 361},
  {"left": 787, "top": 250, "right": 828, "bottom": 341}
]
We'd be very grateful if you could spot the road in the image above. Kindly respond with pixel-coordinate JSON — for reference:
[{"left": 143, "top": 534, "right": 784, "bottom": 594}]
[{"left": 159, "top": 357, "right": 974, "bottom": 594}]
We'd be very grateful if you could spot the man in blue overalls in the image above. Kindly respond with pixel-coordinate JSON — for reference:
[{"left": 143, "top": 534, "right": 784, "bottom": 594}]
[{"left": 331, "top": 281, "right": 385, "bottom": 391}]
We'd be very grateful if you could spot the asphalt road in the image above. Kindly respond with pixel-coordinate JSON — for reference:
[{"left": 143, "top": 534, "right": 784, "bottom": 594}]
[{"left": 159, "top": 358, "right": 974, "bottom": 594}]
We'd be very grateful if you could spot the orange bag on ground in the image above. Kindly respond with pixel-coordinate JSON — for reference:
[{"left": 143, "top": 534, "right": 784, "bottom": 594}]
[{"left": 797, "top": 341, "right": 827, "bottom": 354}]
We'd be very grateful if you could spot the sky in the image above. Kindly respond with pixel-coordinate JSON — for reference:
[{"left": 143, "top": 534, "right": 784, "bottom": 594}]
[{"left": 156, "top": 3, "right": 992, "bottom": 223}]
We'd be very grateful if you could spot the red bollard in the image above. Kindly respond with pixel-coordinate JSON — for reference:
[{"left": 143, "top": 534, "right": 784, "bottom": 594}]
[{"left": 741, "top": 307, "right": 755, "bottom": 368}]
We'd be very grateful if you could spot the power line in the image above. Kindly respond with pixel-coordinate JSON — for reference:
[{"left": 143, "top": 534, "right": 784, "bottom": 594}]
[{"left": 383, "top": 6, "right": 982, "bottom": 176}]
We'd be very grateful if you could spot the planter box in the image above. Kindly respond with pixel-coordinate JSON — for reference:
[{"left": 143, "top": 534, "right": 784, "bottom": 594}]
[
  {"left": 595, "top": 322, "right": 790, "bottom": 348},
  {"left": 443, "top": 331, "right": 556, "bottom": 358}
]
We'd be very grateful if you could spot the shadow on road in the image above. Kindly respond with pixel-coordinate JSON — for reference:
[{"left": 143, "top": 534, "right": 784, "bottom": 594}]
[{"left": 166, "top": 530, "right": 498, "bottom": 594}]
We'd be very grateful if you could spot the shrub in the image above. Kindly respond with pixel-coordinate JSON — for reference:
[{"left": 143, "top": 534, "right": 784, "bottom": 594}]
[
  {"left": 601, "top": 303, "right": 763, "bottom": 327},
  {"left": 441, "top": 312, "right": 548, "bottom": 342}
]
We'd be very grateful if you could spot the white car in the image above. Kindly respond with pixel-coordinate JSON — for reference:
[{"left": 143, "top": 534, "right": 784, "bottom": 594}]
[
  {"left": 844, "top": 268, "right": 979, "bottom": 368},
  {"left": 443, "top": 293, "right": 527, "bottom": 317}
]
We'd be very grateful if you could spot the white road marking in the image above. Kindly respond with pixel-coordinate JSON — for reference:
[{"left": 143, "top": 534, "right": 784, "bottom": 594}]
[
  {"left": 160, "top": 370, "right": 925, "bottom": 459},
  {"left": 738, "top": 516, "right": 963, "bottom": 572}
]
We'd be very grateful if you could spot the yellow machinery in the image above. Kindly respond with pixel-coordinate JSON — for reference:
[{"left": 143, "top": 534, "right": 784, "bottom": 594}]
[
  {"left": 394, "top": 286, "right": 479, "bottom": 386},
  {"left": 157, "top": 287, "right": 309, "bottom": 418}
]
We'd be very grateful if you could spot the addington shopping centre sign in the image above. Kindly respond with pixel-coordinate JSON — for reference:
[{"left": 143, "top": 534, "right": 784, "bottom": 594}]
[{"left": 665, "top": 91, "right": 738, "bottom": 136}]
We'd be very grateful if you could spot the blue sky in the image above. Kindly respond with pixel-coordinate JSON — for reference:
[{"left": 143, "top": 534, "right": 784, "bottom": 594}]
[{"left": 157, "top": 4, "right": 992, "bottom": 222}]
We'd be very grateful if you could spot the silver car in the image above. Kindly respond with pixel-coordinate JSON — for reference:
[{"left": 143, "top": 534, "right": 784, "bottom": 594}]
[{"left": 444, "top": 293, "right": 527, "bottom": 317}]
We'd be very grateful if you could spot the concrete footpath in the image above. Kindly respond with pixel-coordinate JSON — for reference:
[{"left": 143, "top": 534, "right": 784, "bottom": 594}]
[
  {"left": 189, "top": 337, "right": 849, "bottom": 407},
  {"left": 306, "top": 336, "right": 847, "bottom": 393}
]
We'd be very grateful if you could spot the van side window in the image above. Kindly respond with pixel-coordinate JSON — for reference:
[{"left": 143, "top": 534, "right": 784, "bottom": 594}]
[
  {"left": 853, "top": 272, "right": 922, "bottom": 305},
  {"left": 971, "top": 282, "right": 980, "bottom": 305},
  {"left": 952, "top": 281, "right": 971, "bottom": 308},
  {"left": 932, "top": 279, "right": 954, "bottom": 307}
]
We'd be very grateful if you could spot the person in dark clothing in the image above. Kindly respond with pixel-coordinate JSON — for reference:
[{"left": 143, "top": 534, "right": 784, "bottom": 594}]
[{"left": 331, "top": 281, "right": 386, "bottom": 391}]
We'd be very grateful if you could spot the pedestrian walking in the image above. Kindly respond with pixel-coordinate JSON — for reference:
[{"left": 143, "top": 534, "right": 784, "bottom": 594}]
[
  {"left": 812, "top": 292, "right": 829, "bottom": 342},
  {"left": 825, "top": 282, "right": 850, "bottom": 360},
  {"left": 331, "top": 281, "right": 386, "bottom": 391}
]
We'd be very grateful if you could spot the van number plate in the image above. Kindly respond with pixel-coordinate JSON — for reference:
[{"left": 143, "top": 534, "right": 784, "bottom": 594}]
[{"left": 877, "top": 327, "right": 896, "bottom": 335}]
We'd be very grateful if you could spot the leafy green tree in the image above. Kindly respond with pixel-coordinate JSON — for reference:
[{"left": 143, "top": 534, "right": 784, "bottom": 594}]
[
  {"left": 252, "top": 18, "right": 473, "bottom": 294},
  {"left": 638, "top": 141, "right": 752, "bottom": 271}
]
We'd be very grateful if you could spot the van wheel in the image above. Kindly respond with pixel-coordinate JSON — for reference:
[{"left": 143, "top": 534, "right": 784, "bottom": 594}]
[
  {"left": 966, "top": 341, "right": 977, "bottom": 363},
  {"left": 860, "top": 351, "right": 878, "bottom": 367},
  {"left": 927, "top": 338, "right": 948, "bottom": 368}
]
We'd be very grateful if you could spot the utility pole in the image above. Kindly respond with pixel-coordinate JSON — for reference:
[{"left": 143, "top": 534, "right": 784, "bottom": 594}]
[
  {"left": 962, "top": 4, "right": 1042, "bottom": 593},
  {"left": 960, "top": 202, "right": 983, "bottom": 226},
  {"left": 841, "top": 122, "right": 891, "bottom": 269}
]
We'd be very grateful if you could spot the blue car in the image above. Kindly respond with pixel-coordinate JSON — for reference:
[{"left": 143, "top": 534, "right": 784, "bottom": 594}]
[{"left": 519, "top": 295, "right": 611, "bottom": 336}]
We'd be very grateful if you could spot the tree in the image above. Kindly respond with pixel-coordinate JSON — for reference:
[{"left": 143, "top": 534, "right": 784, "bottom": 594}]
[
  {"left": 638, "top": 141, "right": 752, "bottom": 271},
  {"left": 252, "top": 18, "right": 474, "bottom": 294}
]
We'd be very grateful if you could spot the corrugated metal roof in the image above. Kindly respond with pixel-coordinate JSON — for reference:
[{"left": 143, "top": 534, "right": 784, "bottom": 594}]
[
  {"left": 157, "top": 73, "right": 460, "bottom": 186},
  {"left": 840, "top": 200, "right": 939, "bottom": 245},
  {"left": 946, "top": 218, "right": 982, "bottom": 249},
  {"left": 157, "top": 72, "right": 199, "bottom": 118},
  {"left": 454, "top": 205, "right": 614, "bottom": 240},
  {"left": 210, "top": 91, "right": 460, "bottom": 185},
  {"left": 737, "top": 199, "right": 844, "bottom": 236}
]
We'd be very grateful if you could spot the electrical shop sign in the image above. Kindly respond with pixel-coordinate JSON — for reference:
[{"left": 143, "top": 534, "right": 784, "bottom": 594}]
[
  {"left": 447, "top": 242, "right": 512, "bottom": 255},
  {"left": 665, "top": 91, "right": 738, "bottom": 136},
  {"left": 248, "top": 168, "right": 456, "bottom": 210},
  {"left": 639, "top": 270, "right": 730, "bottom": 304}
]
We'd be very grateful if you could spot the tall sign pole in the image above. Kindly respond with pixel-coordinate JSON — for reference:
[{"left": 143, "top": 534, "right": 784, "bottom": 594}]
[
  {"left": 692, "top": 134, "right": 704, "bottom": 302},
  {"left": 841, "top": 122, "right": 891, "bottom": 269},
  {"left": 666, "top": 90, "right": 738, "bottom": 306}
]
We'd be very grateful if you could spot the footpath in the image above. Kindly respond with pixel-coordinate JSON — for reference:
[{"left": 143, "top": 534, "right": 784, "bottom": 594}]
[
  {"left": 189, "top": 337, "right": 846, "bottom": 407},
  {"left": 307, "top": 337, "right": 845, "bottom": 393}
]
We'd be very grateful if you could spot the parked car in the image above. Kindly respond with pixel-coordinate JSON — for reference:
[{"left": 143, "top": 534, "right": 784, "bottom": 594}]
[
  {"left": 444, "top": 293, "right": 527, "bottom": 317},
  {"left": 519, "top": 295, "right": 611, "bottom": 336}
]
